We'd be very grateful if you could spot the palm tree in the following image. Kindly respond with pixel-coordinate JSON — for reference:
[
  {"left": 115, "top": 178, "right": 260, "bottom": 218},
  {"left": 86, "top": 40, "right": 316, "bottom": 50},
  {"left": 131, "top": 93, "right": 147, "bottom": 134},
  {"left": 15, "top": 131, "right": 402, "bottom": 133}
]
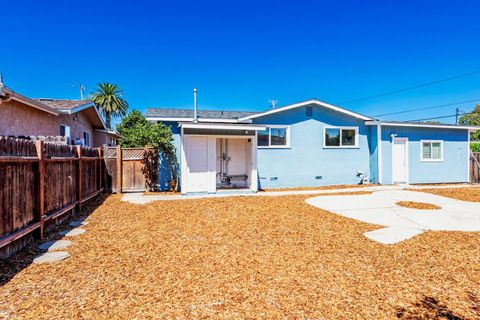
[{"left": 89, "top": 83, "right": 128, "bottom": 129}]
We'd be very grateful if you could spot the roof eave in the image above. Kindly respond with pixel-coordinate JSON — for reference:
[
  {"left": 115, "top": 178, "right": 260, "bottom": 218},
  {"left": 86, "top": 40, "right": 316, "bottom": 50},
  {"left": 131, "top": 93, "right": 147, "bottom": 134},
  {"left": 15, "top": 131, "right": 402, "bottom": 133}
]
[
  {"left": 1, "top": 87, "right": 60, "bottom": 115},
  {"left": 365, "top": 121, "right": 480, "bottom": 131},
  {"left": 238, "top": 99, "right": 373, "bottom": 121}
]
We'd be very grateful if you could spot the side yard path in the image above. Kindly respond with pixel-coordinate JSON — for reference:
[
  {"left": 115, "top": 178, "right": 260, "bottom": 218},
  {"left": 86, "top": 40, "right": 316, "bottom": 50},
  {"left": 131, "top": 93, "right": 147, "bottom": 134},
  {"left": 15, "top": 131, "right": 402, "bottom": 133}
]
[{"left": 1, "top": 191, "right": 479, "bottom": 319}]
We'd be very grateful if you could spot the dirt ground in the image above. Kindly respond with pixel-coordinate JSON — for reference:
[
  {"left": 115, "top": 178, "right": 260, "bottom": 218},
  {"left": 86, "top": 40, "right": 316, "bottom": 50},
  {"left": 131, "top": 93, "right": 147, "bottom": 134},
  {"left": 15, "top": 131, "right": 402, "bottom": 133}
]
[
  {"left": 1, "top": 192, "right": 480, "bottom": 319},
  {"left": 395, "top": 201, "right": 441, "bottom": 210},
  {"left": 410, "top": 186, "right": 480, "bottom": 202}
]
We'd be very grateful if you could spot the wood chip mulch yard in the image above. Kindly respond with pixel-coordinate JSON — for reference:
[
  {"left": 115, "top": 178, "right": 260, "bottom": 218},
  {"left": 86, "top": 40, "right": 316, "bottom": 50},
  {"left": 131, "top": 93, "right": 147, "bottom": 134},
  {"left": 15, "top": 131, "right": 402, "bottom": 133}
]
[
  {"left": 395, "top": 201, "right": 441, "bottom": 210},
  {"left": 1, "top": 192, "right": 480, "bottom": 319},
  {"left": 410, "top": 186, "right": 480, "bottom": 202}
]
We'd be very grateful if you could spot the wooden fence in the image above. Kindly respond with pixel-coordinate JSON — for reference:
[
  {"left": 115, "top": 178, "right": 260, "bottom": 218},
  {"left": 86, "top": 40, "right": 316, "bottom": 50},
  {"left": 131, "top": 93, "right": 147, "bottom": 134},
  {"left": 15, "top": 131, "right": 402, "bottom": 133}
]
[
  {"left": 104, "top": 146, "right": 158, "bottom": 193},
  {"left": 0, "top": 137, "right": 104, "bottom": 257},
  {"left": 471, "top": 152, "right": 480, "bottom": 184}
]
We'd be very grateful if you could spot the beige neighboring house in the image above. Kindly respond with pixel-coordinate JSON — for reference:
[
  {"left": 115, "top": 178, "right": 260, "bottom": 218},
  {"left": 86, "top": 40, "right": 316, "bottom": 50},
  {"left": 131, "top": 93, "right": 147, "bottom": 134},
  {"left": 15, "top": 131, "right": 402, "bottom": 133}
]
[{"left": 0, "top": 83, "right": 120, "bottom": 147}]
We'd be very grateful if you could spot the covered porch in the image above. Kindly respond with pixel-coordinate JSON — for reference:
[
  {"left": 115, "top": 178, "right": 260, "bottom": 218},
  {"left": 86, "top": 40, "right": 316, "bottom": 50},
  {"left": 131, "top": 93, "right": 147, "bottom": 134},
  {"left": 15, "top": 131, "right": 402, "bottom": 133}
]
[{"left": 180, "top": 122, "right": 266, "bottom": 194}]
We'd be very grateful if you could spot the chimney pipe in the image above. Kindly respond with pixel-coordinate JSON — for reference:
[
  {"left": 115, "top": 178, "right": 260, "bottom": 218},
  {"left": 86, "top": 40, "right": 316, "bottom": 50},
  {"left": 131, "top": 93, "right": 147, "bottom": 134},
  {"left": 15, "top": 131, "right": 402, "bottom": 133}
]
[{"left": 193, "top": 88, "right": 198, "bottom": 123}]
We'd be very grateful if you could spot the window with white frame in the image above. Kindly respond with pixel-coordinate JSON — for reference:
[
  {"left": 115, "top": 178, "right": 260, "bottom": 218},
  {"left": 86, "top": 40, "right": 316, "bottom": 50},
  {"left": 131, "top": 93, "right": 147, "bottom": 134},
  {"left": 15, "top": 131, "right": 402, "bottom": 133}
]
[
  {"left": 324, "top": 127, "right": 359, "bottom": 148},
  {"left": 59, "top": 124, "right": 71, "bottom": 144},
  {"left": 257, "top": 126, "right": 290, "bottom": 148},
  {"left": 421, "top": 140, "right": 443, "bottom": 161}
]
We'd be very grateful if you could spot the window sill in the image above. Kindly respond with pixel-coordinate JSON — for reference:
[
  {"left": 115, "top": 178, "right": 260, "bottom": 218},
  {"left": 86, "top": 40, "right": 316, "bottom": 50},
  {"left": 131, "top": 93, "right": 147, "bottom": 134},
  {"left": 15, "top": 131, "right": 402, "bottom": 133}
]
[
  {"left": 420, "top": 159, "right": 443, "bottom": 162},
  {"left": 323, "top": 146, "right": 360, "bottom": 149},
  {"left": 258, "top": 146, "right": 291, "bottom": 149}
]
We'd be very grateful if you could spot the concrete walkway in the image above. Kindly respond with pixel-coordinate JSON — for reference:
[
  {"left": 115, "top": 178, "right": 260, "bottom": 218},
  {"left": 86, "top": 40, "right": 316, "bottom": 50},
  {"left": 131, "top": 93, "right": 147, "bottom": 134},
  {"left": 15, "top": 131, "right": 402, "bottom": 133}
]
[
  {"left": 121, "top": 184, "right": 477, "bottom": 204},
  {"left": 306, "top": 189, "right": 480, "bottom": 244}
]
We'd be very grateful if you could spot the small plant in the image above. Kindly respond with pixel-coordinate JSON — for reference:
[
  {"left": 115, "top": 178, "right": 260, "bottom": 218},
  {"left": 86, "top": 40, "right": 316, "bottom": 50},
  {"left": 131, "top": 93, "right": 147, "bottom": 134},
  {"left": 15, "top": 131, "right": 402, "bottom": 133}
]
[{"left": 471, "top": 142, "right": 480, "bottom": 153}]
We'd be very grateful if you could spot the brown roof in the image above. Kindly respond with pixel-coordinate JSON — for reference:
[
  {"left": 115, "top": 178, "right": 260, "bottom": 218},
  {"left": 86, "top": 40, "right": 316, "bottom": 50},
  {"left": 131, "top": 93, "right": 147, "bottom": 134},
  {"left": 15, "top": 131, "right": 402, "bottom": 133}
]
[{"left": 34, "top": 98, "right": 93, "bottom": 110}]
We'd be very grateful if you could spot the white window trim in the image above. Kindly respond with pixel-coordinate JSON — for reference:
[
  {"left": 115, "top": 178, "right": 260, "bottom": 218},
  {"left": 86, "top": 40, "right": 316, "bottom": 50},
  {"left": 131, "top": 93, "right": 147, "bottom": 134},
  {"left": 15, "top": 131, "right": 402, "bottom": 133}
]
[
  {"left": 257, "top": 125, "right": 291, "bottom": 149},
  {"left": 323, "top": 126, "right": 359, "bottom": 149},
  {"left": 60, "top": 124, "right": 71, "bottom": 144},
  {"left": 420, "top": 140, "right": 444, "bottom": 162}
]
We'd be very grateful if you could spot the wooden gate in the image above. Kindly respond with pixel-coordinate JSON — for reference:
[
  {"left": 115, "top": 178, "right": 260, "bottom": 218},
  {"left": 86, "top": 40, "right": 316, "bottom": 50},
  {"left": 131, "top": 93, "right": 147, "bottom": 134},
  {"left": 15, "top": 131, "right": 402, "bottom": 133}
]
[
  {"left": 471, "top": 152, "right": 480, "bottom": 184},
  {"left": 105, "top": 146, "right": 157, "bottom": 193}
]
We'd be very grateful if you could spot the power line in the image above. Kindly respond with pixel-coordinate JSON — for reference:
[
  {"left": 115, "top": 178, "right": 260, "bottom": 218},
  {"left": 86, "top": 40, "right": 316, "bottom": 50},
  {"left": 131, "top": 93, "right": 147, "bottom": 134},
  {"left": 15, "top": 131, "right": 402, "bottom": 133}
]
[
  {"left": 373, "top": 98, "right": 480, "bottom": 117},
  {"left": 407, "top": 111, "right": 474, "bottom": 122},
  {"left": 338, "top": 70, "right": 480, "bottom": 105}
]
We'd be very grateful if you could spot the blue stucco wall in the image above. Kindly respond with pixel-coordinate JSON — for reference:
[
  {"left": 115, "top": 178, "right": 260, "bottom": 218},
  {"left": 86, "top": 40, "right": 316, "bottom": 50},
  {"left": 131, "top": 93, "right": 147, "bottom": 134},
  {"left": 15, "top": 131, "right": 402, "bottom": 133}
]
[
  {"left": 380, "top": 126, "right": 469, "bottom": 184},
  {"left": 251, "top": 106, "right": 371, "bottom": 189},
  {"left": 158, "top": 121, "right": 182, "bottom": 191},
  {"left": 368, "top": 125, "right": 379, "bottom": 184}
]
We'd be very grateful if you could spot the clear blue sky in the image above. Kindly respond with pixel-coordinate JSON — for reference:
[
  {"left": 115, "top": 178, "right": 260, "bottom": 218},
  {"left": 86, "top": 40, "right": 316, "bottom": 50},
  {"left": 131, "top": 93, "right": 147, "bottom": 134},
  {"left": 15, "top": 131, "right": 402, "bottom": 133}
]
[{"left": 2, "top": 0, "right": 480, "bottom": 123}]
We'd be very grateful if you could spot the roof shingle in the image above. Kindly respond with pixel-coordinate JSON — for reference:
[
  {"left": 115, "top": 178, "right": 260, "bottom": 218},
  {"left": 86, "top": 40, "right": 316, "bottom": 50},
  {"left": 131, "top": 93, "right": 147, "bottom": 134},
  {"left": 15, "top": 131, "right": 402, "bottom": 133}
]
[
  {"left": 146, "top": 108, "right": 258, "bottom": 120},
  {"left": 34, "top": 99, "right": 93, "bottom": 110}
]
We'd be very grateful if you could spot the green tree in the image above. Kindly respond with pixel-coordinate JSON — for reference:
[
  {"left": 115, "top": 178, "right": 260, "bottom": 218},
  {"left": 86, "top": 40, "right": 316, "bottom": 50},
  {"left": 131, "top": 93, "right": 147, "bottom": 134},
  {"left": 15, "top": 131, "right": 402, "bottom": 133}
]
[
  {"left": 459, "top": 104, "right": 480, "bottom": 141},
  {"left": 116, "top": 110, "right": 179, "bottom": 191},
  {"left": 89, "top": 83, "right": 128, "bottom": 129}
]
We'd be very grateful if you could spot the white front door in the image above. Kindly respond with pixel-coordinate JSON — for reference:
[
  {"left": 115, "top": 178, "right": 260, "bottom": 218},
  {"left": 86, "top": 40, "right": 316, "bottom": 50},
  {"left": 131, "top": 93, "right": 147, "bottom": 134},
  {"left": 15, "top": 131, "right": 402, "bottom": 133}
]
[
  {"left": 185, "top": 136, "right": 210, "bottom": 192},
  {"left": 392, "top": 138, "right": 408, "bottom": 184}
]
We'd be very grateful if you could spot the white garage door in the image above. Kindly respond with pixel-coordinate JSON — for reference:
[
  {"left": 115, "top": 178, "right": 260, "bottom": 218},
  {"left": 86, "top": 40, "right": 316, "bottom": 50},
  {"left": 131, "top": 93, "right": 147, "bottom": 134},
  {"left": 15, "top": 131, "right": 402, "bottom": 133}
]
[{"left": 185, "top": 136, "right": 210, "bottom": 192}]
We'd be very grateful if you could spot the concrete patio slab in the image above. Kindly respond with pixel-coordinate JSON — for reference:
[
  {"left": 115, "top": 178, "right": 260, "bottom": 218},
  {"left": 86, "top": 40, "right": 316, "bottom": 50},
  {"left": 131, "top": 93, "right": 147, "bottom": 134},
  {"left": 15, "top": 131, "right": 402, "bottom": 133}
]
[
  {"left": 306, "top": 189, "right": 480, "bottom": 244},
  {"left": 38, "top": 240, "right": 72, "bottom": 252},
  {"left": 58, "top": 228, "right": 86, "bottom": 237},
  {"left": 69, "top": 220, "right": 88, "bottom": 227},
  {"left": 33, "top": 251, "right": 70, "bottom": 264},
  {"left": 364, "top": 227, "right": 425, "bottom": 244}
]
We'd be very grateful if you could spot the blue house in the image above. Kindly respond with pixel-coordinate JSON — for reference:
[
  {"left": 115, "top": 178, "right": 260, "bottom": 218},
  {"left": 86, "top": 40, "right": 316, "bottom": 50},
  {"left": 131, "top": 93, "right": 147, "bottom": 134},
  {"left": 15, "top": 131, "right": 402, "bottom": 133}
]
[{"left": 146, "top": 99, "right": 478, "bottom": 194}]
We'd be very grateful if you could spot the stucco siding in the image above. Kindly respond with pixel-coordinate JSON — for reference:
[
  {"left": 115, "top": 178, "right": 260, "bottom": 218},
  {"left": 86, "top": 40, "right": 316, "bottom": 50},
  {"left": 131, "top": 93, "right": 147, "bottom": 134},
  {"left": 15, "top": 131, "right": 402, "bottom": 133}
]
[
  {"left": 252, "top": 105, "right": 370, "bottom": 188},
  {"left": 381, "top": 126, "right": 469, "bottom": 184},
  {"left": 158, "top": 121, "right": 182, "bottom": 191},
  {"left": 0, "top": 100, "right": 58, "bottom": 137}
]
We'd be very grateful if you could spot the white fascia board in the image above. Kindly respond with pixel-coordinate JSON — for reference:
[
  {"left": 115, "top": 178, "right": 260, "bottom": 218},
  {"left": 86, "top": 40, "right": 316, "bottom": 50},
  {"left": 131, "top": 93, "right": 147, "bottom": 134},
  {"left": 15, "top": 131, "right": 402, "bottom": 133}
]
[
  {"left": 146, "top": 116, "right": 252, "bottom": 123},
  {"left": 239, "top": 99, "right": 373, "bottom": 121},
  {"left": 61, "top": 103, "right": 107, "bottom": 129},
  {"left": 59, "top": 102, "right": 95, "bottom": 114},
  {"left": 180, "top": 123, "right": 267, "bottom": 131},
  {"left": 365, "top": 121, "right": 480, "bottom": 131}
]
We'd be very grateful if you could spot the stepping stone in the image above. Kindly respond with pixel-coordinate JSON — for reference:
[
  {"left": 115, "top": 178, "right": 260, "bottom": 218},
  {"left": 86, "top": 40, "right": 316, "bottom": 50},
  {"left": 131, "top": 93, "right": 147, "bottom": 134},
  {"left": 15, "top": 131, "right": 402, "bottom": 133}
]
[
  {"left": 39, "top": 240, "right": 72, "bottom": 252},
  {"left": 58, "top": 228, "right": 86, "bottom": 237},
  {"left": 69, "top": 220, "right": 88, "bottom": 227},
  {"left": 33, "top": 251, "right": 70, "bottom": 264}
]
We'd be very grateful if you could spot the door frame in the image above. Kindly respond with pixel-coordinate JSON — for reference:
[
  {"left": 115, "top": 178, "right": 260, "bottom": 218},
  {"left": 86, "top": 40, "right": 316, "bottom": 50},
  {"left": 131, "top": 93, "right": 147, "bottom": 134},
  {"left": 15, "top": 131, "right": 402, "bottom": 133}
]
[{"left": 391, "top": 137, "right": 409, "bottom": 184}]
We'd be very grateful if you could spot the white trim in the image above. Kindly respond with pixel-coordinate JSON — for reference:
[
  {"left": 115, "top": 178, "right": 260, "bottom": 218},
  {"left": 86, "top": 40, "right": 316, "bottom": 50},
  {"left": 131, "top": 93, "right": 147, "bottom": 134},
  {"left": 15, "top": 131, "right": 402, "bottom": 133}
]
[
  {"left": 257, "top": 125, "right": 291, "bottom": 149},
  {"left": 147, "top": 116, "right": 252, "bottom": 123},
  {"left": 365, "top": 121, "right": 480, "bottom": 131},
  {"left": 251, "top": 131, "right": 258, "bottom": 192},
  {"left": 392, "top": 137, "right": 409, "bottom": 184},
  {"left": 60, "top": 103, "right": 107, "bottom": 130},
  {"left": 180, "top": 126, "right": 187, "bottom": 194},
  {"left": 322, "top": 126, "right": 359, "bottom": 148},
  {"left": 239, "top": 99, "right": 372, "bottom": 121},
  {"left": 180, "top": 123, "right": 266, "bottom": 131},
  {"left": 420, "top": 140, "right": 444, "bottom": 162},
  {"left": 59, "top": 102, "right": 95, "bottom": 114},
  {"left": 377, "top": 123, "right": 383, "bottom": 184},
  {"left": 468, "top": 132, "right": 471, "bottom": 183}
]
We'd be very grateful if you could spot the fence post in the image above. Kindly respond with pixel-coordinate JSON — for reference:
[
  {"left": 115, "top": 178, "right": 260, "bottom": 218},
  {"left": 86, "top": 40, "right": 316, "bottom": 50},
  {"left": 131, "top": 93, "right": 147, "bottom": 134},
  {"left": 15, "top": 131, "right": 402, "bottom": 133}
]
[
  {"left": 117, "top": 145, "right": 122, "bottom": 194},
  {"left": 77, "top": 145, "right": 83, "bottom": 210},
  {"left": 35, "top": 140, "right": 45, "bottom": 239},
  {"left": 144, "top": 145, "right": 150, "bottom": 192},
  {"left": 97, "top": 147, "right": 103, "bottom": 191}
]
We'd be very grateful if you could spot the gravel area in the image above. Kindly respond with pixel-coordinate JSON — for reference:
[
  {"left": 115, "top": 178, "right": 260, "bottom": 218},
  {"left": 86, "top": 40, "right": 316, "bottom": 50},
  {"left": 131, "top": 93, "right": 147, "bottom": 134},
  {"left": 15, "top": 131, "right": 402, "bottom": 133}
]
[
  {"left": 395, "top": 201, "right": 441, "bottom": 210},
  {"left": 410, "top": 187, "right": 480, "bottom": 202},
  {"left": 1, "top": 194, "right": 479, "bottom": 319}
]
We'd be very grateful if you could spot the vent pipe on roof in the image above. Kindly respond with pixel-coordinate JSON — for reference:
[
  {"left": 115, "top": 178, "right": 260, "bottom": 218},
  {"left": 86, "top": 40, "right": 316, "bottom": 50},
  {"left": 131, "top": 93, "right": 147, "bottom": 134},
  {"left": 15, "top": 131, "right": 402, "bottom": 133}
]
[{"left": 193, "top": 88, "right": 198, "bottom": 123}]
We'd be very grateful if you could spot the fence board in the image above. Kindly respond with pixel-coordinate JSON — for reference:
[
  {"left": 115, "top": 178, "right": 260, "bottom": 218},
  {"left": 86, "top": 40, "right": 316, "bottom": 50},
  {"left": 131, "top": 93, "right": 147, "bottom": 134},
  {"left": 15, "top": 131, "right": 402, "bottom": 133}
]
[
  {"left": 471, "top": 152, "right": 480, "bottom": 184},
  {"left": 0, "top": 137, "right": 105, "bottom": 258}
]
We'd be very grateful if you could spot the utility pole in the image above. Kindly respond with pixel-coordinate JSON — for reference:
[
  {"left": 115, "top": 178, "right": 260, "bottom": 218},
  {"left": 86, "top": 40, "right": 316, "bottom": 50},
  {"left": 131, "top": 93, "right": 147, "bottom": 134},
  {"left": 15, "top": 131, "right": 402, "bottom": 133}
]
[{"left": 455, "top": 107, "right": 460, "bottom": 124}]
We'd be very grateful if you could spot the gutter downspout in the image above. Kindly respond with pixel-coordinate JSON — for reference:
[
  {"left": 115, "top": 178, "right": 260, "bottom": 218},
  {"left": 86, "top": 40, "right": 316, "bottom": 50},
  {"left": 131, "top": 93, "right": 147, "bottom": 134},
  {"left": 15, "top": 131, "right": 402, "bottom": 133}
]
[{"left": 193, "top": 88, "right": 198, "bottom": 123}]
